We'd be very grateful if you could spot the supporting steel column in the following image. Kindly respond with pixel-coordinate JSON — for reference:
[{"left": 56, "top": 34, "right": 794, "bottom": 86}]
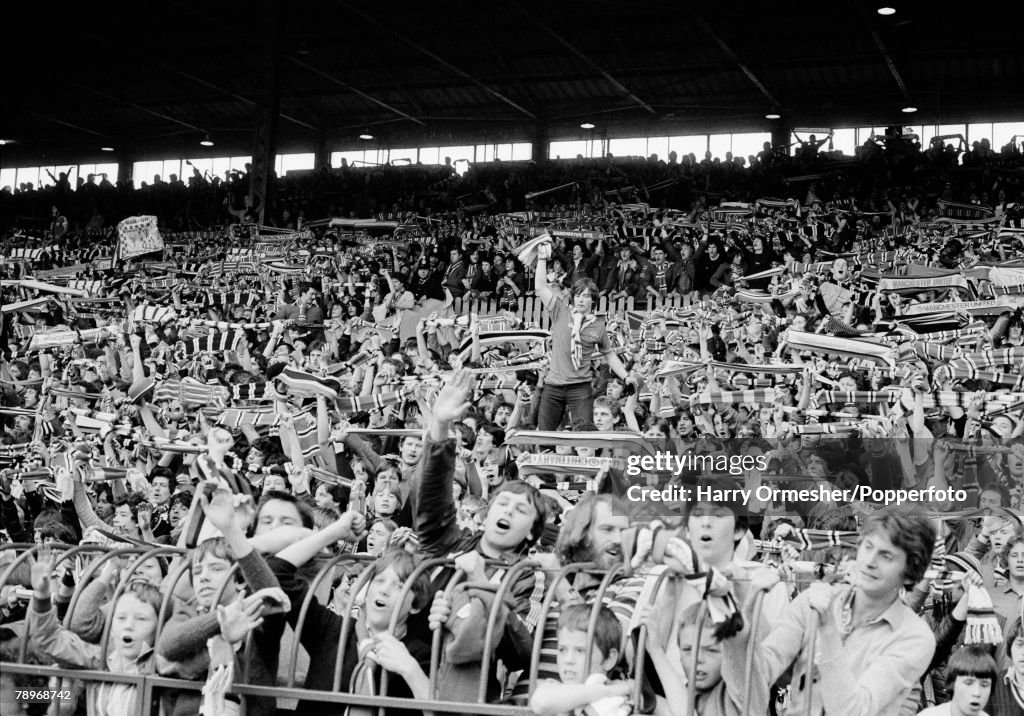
[
  {"left": 532, "top": 120, "right": 549, "bottom": 162},
  {"left": 248, "top": 0, "right": 284, "bottom": 224}
]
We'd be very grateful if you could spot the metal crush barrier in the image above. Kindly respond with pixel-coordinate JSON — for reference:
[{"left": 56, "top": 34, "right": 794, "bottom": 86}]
[
  {"left": 288, "top": 552, "right": 375, "bottom": 689},
  {"left": 527, "top": 561, "right": 599, "bottom": 692},
  {"left": 631, "top": 567, "right": 677, "bottom": 709},
  {"left": 477, "top": 558, "right": 540, "bottom": 703},
  {"left": 0, "top": 541, "right": 836, "bottom": 716}
]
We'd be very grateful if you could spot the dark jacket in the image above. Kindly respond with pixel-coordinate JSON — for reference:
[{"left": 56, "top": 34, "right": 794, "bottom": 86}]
[
  {"left": 416, "top": 437, "right": 542, "bottom": 702},
  {"left": 251, "top": 553, "right": 431, "bottom": 716},
  {"left": 442, "top": 261, "right": 467, "bottom": 297}
]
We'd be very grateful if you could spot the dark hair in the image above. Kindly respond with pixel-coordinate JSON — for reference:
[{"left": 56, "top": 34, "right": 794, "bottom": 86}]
[
  {"left": 860, "top": 510, "right": 936, "bottom": 587},
  {"left": 489, "top": 481, "right": 548, "bottom": 550},
  {"left": 453, "top": 422, "right": 477, "bottom": 450},
  {"left": 478, "top": 423, "right": 506, "bottom": 448},
  {"left": 169, "top": 492, "right": 192, "bottom": 512},
  {"left": 571, "top": 277, "right": 599, "bottom": 305},
  {"left": 556, "top": 494, "right": 629, "bottom": 565},
  {"left": 558, "top": 603, "right": 622, "bottom": 664},
  {"left": 255, "top": 490, "right": 315, "bottom": 530},
  {"left": 149, "top": 466, "right": 174, "bottom": 482},
  {"left": 317, "top": 482, "right": 349, "bottom": 507},
  {"left": 980, "top": 483, "right": 1011, "bottom": 508},
  {"left": 681, "top": 478, "right": 751, "bottom": 535},
  {"left": 946, "top": 645, "right": 997, "bottom": 685}
]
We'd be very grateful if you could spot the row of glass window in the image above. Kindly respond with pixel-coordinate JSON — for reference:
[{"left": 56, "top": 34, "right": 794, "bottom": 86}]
[{"left": 4, "top": 124, "right": 1022, "bottom": 190}]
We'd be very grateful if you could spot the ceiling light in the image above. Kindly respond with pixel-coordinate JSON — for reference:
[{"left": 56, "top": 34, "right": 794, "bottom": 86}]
[
  {"left": 765, "top": 113, "right": 781, "bottom": 119},
  {"left": 580, "top": 122, "right": 596, "bottom": 129},
  {"left": 200, "top": 135, "right": 214, "bottom": 147},
  {"left": 359, "top": 133, "right": 374, "bottom": 140},
  {"left": 101, "top": 146, "right": 115, "bottom": 152},
  {"left": 901, "top": 106, "right": 917, "bottom": 113},
  {"left": 877, "top": 6, "right": 895, "bottom": 15}
]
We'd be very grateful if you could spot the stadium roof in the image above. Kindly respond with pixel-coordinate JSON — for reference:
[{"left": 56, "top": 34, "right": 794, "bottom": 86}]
[{"left": 3, "top": 0, "right": 1022, "bottom": 164}]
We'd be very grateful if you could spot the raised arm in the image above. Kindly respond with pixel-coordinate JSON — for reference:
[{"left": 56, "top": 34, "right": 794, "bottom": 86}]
[
  {"left": 416, "top": 370, "right": 474, "bottom": 556},
  {"left": 534, "top": 238, "right": 556, "bottom": 308}
]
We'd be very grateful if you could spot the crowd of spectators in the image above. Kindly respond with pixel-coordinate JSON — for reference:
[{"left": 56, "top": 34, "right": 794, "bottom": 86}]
[
  {"left": 2, "top": 130, "right": 1024, "bottom": 715},
  {"left": 2, "top": 130, "right": 1022, "bottom": 236}
]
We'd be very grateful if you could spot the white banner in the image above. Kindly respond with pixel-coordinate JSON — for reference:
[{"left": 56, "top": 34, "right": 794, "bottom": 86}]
[
  {"left": 28, "top": 328, "right": 106, "bottom": 351},
  {"left": 117, "top": 216, "right": 164, "bottom": 261},
  {"left": 901, "top": 298, "right": 1024, "bottom": 316},
  {"left": 877, "top": 275, "right": 969, "bottom": 292}
]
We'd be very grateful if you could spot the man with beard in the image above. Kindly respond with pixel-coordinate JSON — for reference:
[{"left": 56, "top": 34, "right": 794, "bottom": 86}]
[{"left": 512, "top": 493, "right": 647, "bottom": 700}]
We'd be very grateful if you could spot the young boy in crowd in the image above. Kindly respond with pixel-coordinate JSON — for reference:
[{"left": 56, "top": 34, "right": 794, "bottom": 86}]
[
  {"left": 641, "top": 600, "right": 764, "bottom": 716},
  {"left": 530, "top": 604, "right": 638, "bottom": 716},
  {"left": 918, "top": 645, "right": 996, "bottom": 716},
  {"left": 27, "top": 546, "right": 166, "bottom": 716}
]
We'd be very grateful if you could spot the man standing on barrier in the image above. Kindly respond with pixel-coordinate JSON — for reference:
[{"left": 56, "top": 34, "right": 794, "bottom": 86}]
[{"left": 533, "top": 235, "right": 635, "bottom": 431}]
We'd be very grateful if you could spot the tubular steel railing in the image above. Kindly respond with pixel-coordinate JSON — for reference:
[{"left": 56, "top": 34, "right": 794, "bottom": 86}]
[{"left": 1, "top": 541, "right": 832, "bottom": 716}]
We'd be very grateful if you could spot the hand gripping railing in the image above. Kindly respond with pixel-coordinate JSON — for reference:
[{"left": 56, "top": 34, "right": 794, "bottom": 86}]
[
  {"left": 379, "top": 556, "right": 455, "bottom": 712},
  {"left": 428, "top": 566, "right": 465, "bottom": 700},
  {"left": 527, "top": 561, "right": 599, "bottom": 692},
  {"left": 741, "top": 590, "right": 766, "bottom": 716},
  {"left": 287, "top": 552, "right": 376, "bottom": 688},
  {"left": 0, "top": 542, "right": 85, "bottom": 662},
  {"left": 583, "top": 563, "right": 627, "bottom": 678},
  {"left": 332, "top": 560, "right": 381, "bottom": 692},
  {"left": 98, "top": 546, "right": 191, "bottom": 666},
  {"left": 156, "top": 552, "right": 197, "bottom": 643},
  {"left": 477, "top": 559, "right": 540, "bottom": 703},
  {"left": 631, "top": 568, "right": 677, "bottom": 709}
]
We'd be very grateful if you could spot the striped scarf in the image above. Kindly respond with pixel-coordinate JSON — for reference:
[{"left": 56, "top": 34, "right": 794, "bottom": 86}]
[
  {"left": 691, "top": 389, "right": 779, "bottom": 406},
  {"left": 570, "top": 310, "right": 595, "bottom": 370},
  {"left": 275, "top": 367, "right": 342, "bottom": 401},
  {"left": 130, "top": 304, "right": 177, "bottom": 324},
  {"left": 217, "top": 406, "right": 278, "bottom": 427},
  {"left": 154, "top": 378, "right": 230, "bottom": 406},
  {"left": 184, "top": 330, "right": 244, "bottom": 355},
  {"left": 784, "top": 330, "right": 895, "bottom": 367}
]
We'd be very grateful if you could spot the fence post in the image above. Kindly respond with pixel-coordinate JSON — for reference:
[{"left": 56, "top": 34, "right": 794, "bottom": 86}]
[
  {"left": 429, "top": 568, "right": 467, "bottom": 699},
  {"left": 804, "top": 614, "right": 819, "bottom": 716},
  {"left": 477, "top": 559, "right": 539, "bottom": 702},
  {"left": 157, "top": 556, "right": 197, "bottom": 644},
  {"left": 631, "top": 569, "right": 677, "bottom": 708},
  {"left": 288, "top": 553, "right": 375, "bottom": 688},
  {"left": 684, "top": 603, "right": 708, "bottom": 716},
  {"left": 527, "top": 562, "right": 598, "bottom": 692},
  {"left": 741, "top": 591, "right": 766, "bottom": 715},
  {"left": 582, "top": 564, "right": 627, "bottom": 677},
  {"left": 331, "top": 561, "right": 380, "bottom": 692},
  {"left": 378, "top": 557, "right": 454, "bottom": 707}
]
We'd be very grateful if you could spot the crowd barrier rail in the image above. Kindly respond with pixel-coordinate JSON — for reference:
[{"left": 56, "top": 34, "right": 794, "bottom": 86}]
[{"left": 0, "top": 542, "right": 821, "bottom": 716}]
